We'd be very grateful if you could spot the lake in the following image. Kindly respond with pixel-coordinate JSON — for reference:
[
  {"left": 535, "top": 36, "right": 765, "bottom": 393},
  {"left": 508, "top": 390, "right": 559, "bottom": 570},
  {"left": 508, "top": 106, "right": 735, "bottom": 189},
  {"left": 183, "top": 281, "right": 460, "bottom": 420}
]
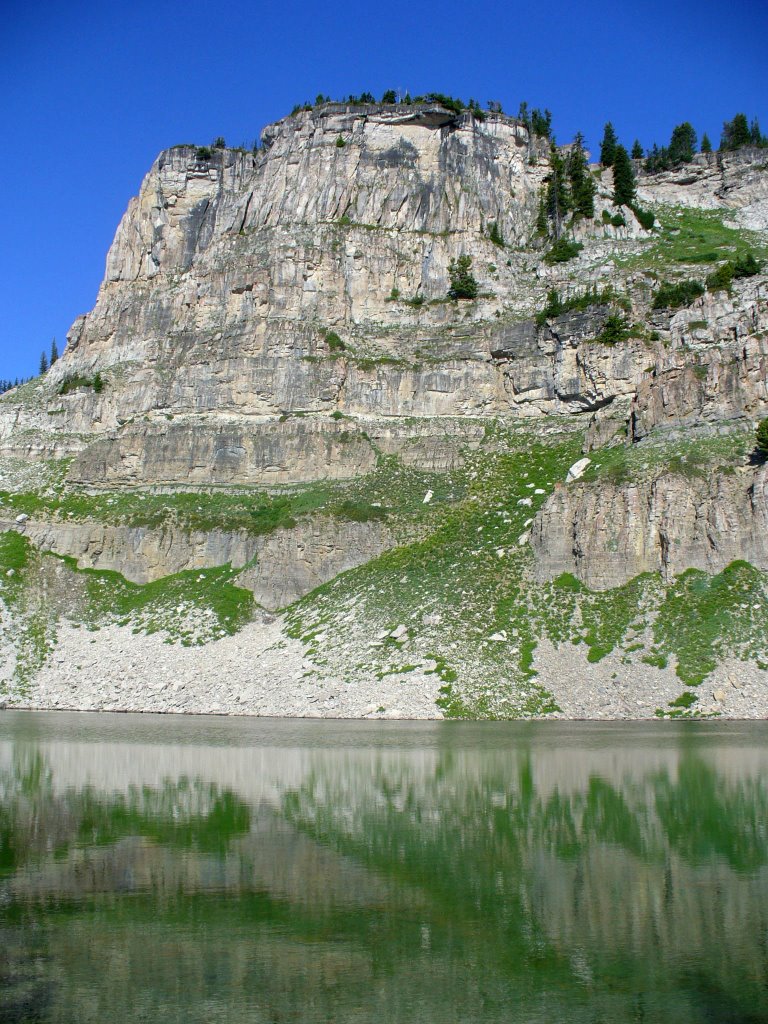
[{"left": 1, "top": 711, "right": 767, "bottom": 1023}]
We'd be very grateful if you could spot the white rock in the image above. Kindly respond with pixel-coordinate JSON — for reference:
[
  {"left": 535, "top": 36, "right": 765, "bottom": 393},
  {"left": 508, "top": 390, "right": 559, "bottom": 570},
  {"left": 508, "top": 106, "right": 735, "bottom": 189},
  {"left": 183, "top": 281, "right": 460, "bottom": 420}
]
[
  {"left": 518, "top": 531, "right": 531, "bottom": 546},
  {"left": 534, "top": 488, "right": 545, "bottom": 495},
  {"left": 566, "top": 458, "right": 591, "bottom": 482},
  {"left": 517, "top": 497, "right": 532, "bottom": 507},
  {"left": 15, "top": 513, "right": 28, "bottom": 524},
  {"left": 489, "top": 631, "right": 507, "bottom": 642},
  {"left": 422, "top": 490, "right": 433, "bottom": 504},
  {"left": 390, "top": 624, "right": 408, "bottom": 640}
]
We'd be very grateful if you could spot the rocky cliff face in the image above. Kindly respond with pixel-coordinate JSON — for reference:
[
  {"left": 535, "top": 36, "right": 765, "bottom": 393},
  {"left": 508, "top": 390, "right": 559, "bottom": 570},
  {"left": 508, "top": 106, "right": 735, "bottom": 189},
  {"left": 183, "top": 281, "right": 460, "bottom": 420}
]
[
  {"left": 532, "top": 463, "right": 768, "bottom": 589},
  {"left": 2, "top": 100, "right": 768, "bottom": 716}
]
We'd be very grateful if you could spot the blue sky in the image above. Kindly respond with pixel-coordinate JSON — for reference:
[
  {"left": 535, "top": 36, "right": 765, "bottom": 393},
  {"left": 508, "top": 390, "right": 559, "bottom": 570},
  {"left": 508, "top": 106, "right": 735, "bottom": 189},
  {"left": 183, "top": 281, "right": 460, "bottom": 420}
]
[{"left": 2, "top": 0, "right": 766, "bottom": 381}]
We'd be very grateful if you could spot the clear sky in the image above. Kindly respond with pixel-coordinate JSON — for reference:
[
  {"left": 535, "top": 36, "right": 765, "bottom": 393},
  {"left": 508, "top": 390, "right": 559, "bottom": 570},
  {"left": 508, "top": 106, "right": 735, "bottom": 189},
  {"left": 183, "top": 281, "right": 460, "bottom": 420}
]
[{"left": 2, "top": 0, "right": 766, "bottom": 381}]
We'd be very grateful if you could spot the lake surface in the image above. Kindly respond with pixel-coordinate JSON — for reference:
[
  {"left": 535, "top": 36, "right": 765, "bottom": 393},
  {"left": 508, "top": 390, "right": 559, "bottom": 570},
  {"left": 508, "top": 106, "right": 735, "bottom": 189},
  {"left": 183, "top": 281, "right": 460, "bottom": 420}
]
[{"left": 1, "top": 712, "right": 768, "bottom": 1023}]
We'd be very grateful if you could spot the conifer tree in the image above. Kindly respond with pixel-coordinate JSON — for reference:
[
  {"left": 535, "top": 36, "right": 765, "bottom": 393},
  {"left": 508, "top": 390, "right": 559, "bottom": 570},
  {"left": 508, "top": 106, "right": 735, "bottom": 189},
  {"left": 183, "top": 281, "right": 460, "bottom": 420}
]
[
  {"left": 612, "top": 145, "right": 636, "bottom": 206},
  {"left": 721, "top": 113, "right": 750, "bottom": 150},
  {"left": 631, "top": 139, "right": 644, "bottom": 159},
  {"left": 668, "top": 122, "right": 697, "bottom": 164},
  {"left": 535, "top": 190, "right": 548, "bottom": 235},
  {"left": 50, "top": 338, "right": 58, "bottom": 365},
  {"left": 39, "top": 351, "right": 48, "bottom": 375},
  {"left": 530, "top": 109, "right": 552, "bottom": 139},
  {"left": 757, "top": 417, "right": 768, "bottom": 457},
  {"left": 546, "top": 145, "right": 570, "bottom": 237},
  {"left": 567, "top": 133, "right": 596, "bottom": 218},
  {"left": 600, "top": 122, "right": 618, "bottom": 166},
  {"left": 701, "top": 133, "right": 712, "bottom": 153}
]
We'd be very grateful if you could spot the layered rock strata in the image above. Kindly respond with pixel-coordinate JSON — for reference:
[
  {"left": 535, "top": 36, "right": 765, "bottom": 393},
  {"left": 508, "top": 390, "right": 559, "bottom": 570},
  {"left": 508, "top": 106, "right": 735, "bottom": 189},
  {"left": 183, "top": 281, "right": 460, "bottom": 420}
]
[{"left": 532, "top": 463, "right": 768, "bottom": 589}]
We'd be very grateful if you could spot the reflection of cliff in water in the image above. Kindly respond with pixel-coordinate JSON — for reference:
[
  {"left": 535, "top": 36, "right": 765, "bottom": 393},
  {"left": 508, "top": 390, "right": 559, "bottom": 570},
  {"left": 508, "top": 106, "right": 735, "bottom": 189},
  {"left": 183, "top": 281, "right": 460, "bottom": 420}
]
[
  {"left": 282, "top": 747, "right": 768, "bottom": 1022},
  {"left": 1, "top": 722, "right": 768, "bottom": 1022}
]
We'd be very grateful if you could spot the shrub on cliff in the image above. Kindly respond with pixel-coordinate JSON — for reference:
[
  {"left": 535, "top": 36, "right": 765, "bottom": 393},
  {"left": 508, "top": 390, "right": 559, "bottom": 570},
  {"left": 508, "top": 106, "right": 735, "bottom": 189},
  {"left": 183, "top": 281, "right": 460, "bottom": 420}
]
[
  {"left": 543, "top": 238, "right": 582, "bottom": 264},
  {"left": 424, "top": 93, "right": 465, "bottom": 114},
  {"left": 489, "top": 221, "right": 504, "bottom": 247},
  {"left": 597, "top": 313, "right": 633, "bottom": 345},
  {"left": 448, "top": 255, "right": 478, "bottom": 299},
  {"left": 756, "top": 418, "right": 768, "bottom": 457},
  {"left": 323, "top": 330, "right": 345, "bottom": 352},
  {"left": 58, "top": 373, "right": 104, "bottom": 396},
  {"left": 706, "top": 251, "right": 761, "bottom": 292},
  {"left": 631, "top": 205, "right": 655, "bottom": 230},
  {"left": 652, "top": 279, "right": 705, "bottom": 309}
]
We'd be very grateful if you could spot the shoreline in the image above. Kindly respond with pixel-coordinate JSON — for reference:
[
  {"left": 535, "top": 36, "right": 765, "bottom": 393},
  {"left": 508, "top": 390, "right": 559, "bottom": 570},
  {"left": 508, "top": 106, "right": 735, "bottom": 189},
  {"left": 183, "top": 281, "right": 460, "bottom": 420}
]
[{"left": 3, "top": 702, "right": 768, "bottom": 721}]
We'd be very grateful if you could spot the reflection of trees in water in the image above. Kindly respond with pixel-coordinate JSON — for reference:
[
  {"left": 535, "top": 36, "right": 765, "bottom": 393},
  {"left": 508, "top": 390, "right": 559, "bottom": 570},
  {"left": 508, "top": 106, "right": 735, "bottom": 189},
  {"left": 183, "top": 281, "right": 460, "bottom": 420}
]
[
  {"left": 2, "top": 741, "right": 768, "bottom": 1023},
  {"left": 0, "top": 749, "right": 251, "bottom": 878},
  {"left": 0, "top": 747, "right": 254, "bottom": 1023},
  {"left": 280, "top": 748, "right": 768, "bottom": 1022},
  {"left": 655, "top": 757, "right": 768, "bottom": 872}
]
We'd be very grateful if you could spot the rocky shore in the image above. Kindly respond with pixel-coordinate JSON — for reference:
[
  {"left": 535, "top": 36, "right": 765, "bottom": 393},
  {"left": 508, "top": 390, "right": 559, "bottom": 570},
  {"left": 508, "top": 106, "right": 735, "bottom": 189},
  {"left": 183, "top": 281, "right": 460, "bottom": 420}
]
[{"left": 5, "top": 619, "right": 767, "bottom": 720}]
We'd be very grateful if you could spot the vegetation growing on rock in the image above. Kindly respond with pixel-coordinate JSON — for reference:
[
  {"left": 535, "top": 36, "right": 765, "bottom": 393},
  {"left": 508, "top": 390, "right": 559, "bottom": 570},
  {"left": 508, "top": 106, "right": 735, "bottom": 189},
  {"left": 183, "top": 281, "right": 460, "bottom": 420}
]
[
  {"left": 447, "top": 255, "right": 478, "bottom": 299},
  {"left": 1, "top": 93, "right": 767, "bottom": 718}
]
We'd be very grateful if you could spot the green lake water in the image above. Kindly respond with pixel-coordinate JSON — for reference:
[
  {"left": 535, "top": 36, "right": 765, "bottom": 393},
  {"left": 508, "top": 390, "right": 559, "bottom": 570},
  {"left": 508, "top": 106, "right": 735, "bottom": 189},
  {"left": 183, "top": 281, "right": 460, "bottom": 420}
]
[{"left": 1, "top": 712, "right": 768, "bottom": 1023}]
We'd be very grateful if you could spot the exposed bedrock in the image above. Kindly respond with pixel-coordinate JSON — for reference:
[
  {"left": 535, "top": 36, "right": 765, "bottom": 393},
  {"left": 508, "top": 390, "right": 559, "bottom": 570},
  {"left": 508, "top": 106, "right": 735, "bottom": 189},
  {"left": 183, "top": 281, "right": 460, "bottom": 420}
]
[
  {"left": 235, "top": 518, "right": 393, "bottom": 609},
  {"left": 64, "top": 414, "right": 488, "bottom": 488},
  {"left": 531, "top": 463, "right": 768, "bottom": 589},
  {"left": 492, "top": 308, "right": 651, "bottom": 412},
  {"left": 631, "top": 341, "right": 768, "bottom": 442},
  {"left": 631, "top": 278, "right": 768, "bottom": 440},
  {"left": 8, "top": 515, "right": 395, "bottom": 612},
  {"left": 635, "top": 146, "right": 768, "bottom": 230}
]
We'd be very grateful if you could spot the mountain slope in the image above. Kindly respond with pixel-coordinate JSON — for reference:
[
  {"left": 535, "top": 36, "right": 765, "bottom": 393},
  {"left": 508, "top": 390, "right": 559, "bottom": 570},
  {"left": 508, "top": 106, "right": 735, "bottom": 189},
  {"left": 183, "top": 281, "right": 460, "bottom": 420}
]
[{"left": 2, "top": 100, "right": 767, "bottom": 718}]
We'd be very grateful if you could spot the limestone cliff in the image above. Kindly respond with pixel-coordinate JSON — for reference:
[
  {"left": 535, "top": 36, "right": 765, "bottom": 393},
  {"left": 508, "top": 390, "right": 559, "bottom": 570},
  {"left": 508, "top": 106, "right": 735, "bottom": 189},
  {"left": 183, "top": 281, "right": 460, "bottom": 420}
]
[{"left": 2, "top": 100, "right": 768, "bottom": 717}]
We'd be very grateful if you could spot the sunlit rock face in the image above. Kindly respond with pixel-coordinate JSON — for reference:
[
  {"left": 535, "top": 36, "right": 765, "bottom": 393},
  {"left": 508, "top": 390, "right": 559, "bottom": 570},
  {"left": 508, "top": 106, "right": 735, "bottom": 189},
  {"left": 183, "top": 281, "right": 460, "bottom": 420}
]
[{"left": 0, "top": 100, "right": 767, "bottom": 633}]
